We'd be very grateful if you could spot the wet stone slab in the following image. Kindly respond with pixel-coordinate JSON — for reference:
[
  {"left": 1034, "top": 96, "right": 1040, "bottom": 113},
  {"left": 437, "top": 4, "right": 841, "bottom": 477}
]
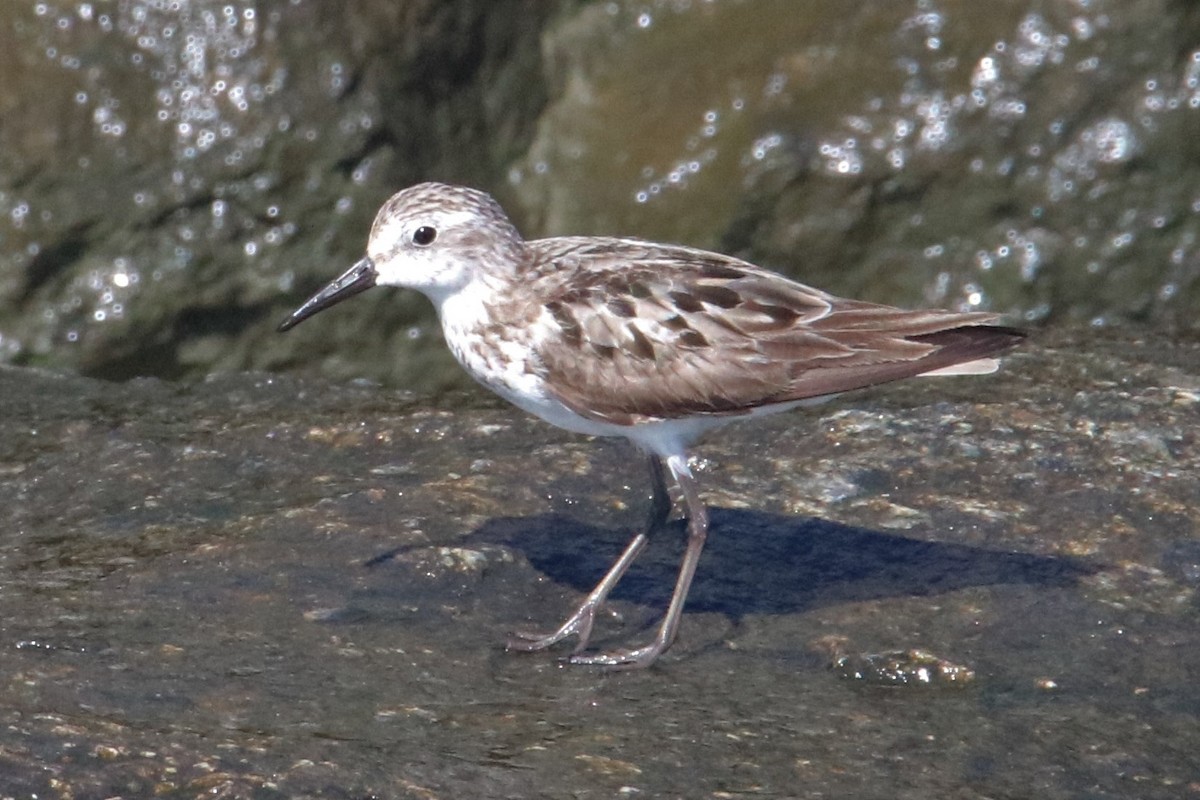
[{"left": 0, "top": 326, "right": 1197, "bottom": 798}]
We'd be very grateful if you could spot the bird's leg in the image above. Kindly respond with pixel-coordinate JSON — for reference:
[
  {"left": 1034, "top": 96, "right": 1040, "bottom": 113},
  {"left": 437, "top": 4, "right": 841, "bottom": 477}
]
[
  {"left": 507, "top": 455, "right": 671, "bottom": 654},
  {"left": 569, "top": 453, "right": 708, "bottom": 669}
]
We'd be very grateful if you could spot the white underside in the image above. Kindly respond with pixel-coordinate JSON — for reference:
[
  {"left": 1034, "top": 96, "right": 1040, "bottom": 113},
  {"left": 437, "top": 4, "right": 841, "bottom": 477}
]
[
  {"left": 492, "top": 379, "right": 832, "bottom": 461},
  {"left": 920, "top": 358, "right": 1000, "bottom": 376}
]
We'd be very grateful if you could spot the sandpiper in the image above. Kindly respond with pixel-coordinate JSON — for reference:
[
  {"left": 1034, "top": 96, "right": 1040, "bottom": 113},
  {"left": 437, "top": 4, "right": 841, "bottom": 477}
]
[{"left": 279, "top": 182, "right": 1024, "bottom": 669}]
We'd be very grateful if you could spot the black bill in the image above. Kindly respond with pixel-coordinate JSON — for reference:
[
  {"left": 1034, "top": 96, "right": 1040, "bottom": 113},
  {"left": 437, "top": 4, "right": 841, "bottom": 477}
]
[{"left": 277, "top": 256, "right": 378, "bottom": 332}]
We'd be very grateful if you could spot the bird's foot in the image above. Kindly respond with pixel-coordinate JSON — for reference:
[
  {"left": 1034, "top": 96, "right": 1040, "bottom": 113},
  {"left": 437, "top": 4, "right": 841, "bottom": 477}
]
[
  {"left": 505, "top": 602, "right": 598, "bottom": 654},
  {"left": 566, "top": 638, "right": 668, "bottom": 670}
]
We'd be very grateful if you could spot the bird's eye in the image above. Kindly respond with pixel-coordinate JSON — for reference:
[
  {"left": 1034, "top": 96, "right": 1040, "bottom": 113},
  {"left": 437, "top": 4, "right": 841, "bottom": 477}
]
[{"left": 412, "top": 226, "right": 437, "bottom": 246}]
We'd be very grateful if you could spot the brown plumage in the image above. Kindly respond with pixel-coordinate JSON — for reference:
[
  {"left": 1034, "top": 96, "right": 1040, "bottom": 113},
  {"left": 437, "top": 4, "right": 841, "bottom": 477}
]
[
  {"left": 279, "top": 182, "right": 1025, "bottom": 669},
  {"left": 492, "top": 238, "right": 1023, "bottom": 425}
]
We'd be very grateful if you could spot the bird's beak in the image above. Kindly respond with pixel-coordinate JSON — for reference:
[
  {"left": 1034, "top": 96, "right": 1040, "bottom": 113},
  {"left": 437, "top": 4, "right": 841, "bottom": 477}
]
[{"left": 277, "top": 256, "right": 378, "bottom": 332}]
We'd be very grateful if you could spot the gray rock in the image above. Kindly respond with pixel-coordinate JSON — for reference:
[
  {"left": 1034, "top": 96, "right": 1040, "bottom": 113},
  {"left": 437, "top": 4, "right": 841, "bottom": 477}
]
[{"left": 0, "top": 326, "right": 1196, "bottom": 797}]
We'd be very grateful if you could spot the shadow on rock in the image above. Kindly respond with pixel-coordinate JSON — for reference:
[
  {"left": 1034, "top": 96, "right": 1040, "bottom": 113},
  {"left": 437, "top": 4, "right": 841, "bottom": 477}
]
[{"left": 467, "top": 508, "right": 1098, "bottom": 619}]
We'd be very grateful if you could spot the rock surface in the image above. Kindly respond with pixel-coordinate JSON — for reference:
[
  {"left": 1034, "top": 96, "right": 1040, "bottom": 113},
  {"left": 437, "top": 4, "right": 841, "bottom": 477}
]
[{"left": 0, "top": 326, "right": 1196, "bottom": 797}]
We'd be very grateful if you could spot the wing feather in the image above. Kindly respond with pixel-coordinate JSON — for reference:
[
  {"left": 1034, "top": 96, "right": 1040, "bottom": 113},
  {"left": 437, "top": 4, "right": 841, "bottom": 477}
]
[{"left": 506, "top": 237, "right": 1023, "bottom": 425}]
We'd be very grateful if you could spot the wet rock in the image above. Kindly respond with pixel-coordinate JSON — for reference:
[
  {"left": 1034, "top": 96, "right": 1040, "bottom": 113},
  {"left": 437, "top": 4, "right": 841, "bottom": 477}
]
[
  {"left": 823, "top": 640, "right": 977, "bottom": 688},
  {"left": 515, "top": 1, "right": 1200, "bottom": 331},
  {"left": 0, "top": 326, "right": 1196, "bottom": 796},
  {"left": 0, "top": 0, "right": 556, "bottom": 386}
]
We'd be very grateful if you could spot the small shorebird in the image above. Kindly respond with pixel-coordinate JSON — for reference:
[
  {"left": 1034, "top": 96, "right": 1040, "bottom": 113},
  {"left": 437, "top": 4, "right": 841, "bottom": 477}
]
[{"left": 279, "top": 182, "right": 1023, "bottom": 669}]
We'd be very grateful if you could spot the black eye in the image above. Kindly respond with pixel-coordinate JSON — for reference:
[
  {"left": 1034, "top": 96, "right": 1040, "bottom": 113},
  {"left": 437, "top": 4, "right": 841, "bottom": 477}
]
[{"left": 412, "top": 226, "right": 437, "bottom": 246}]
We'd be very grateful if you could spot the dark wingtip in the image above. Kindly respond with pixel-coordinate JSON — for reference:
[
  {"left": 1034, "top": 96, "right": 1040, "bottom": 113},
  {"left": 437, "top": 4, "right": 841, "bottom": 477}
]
[
  {"left": 981, "top": 324, "right": 1028, "bottom": 343},
  {"left": 911, "top": 323, "right": 1028, "bottom": 360}
]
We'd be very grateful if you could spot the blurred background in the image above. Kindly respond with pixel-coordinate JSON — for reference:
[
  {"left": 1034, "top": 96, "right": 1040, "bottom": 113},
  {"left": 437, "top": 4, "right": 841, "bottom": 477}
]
[{"left": 1, "top": 0, "right": 1198, "bottom": 393}]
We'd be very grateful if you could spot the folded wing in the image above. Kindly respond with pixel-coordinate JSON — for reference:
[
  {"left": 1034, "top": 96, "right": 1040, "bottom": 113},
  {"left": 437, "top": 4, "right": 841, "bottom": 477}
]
[{"left": 522, "top": 239, "right": 1024, "bottom": 425}]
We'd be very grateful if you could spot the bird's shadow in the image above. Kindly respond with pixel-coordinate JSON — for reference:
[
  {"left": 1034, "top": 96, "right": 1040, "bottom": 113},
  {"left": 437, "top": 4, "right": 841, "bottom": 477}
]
[{"left": 455, "top": 508, "right": 1096, "bottom": 619}]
